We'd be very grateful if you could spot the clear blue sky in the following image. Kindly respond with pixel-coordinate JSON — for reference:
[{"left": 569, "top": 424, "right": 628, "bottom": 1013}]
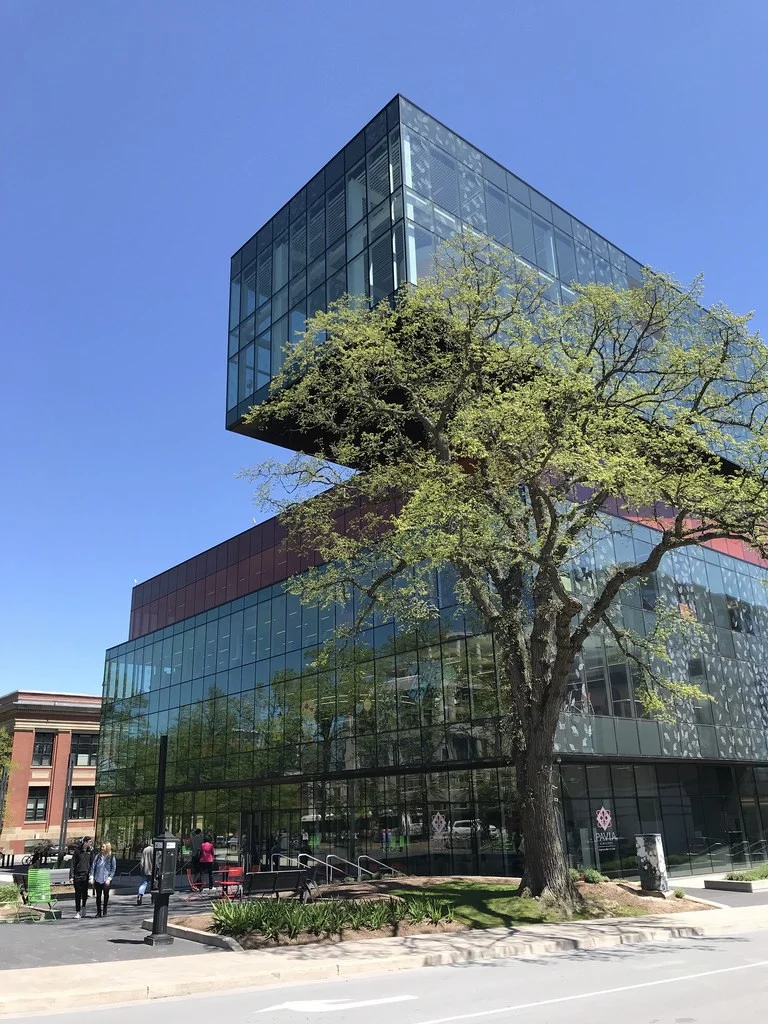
[{"left": 1, "top": 0, "right": 766, "bottom": 696}]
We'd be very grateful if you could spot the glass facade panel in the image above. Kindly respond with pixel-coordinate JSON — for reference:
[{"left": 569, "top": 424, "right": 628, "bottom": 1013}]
[
  {"left": 227, "top": 96, "right": 638, "bottom": 434},
  {"left": 103, "top": 508, "right": 768, "bottom": 878}
]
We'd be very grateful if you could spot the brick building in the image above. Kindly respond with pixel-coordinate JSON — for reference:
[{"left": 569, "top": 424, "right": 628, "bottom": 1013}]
[{"left": 0, "top": 691, "right": 101, "bottom": 856}]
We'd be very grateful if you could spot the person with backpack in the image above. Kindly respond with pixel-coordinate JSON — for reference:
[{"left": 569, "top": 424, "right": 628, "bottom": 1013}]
[{"left": 69, "top": 836, "right": 93, "bottom": 919}]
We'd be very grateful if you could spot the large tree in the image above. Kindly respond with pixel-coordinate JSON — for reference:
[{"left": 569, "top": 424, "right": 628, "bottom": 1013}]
[
  {"left": 243, "top": 232, "right": 768, "bottom": 906},
  {"left": 0, "top": 726, "right": 13, "bottom": 835}
]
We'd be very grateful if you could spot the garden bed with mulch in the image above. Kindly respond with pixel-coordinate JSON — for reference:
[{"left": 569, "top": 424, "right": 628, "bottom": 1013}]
[
  {"left": 173, "top": 911, "right": 465, "bottom": 949},
  {"left": 168, "top": 874, "right": 710, "bottom": 948}
]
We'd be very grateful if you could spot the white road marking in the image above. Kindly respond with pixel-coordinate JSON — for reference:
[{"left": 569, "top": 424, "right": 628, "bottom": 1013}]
[
  {"left": 259, "top": 995, "right": 418, "bottom": 1013},
  {"left": 412, "top": 959, "right": 768, "bottom": 1024}
]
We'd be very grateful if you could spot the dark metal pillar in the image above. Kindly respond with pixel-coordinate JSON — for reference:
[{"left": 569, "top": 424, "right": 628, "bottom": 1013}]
[
  {"left": 145, "top": 736, "right": 173, "bottom": 947},
  {"left": 154, "top": 735, "right": 168, "bottom": 837},
  {"left": 56, "top": 755, "right": 75, "bottom": 867}
]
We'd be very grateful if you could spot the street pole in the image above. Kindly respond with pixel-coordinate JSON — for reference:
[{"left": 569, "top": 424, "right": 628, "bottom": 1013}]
[
  {"left": 154, "top": 734, "right": 168, "bottom": 837},
  {"left": 145, "top": 735, "right": 173, "bottom": 946},
  {"left": 57, "top": 754, "right": 75, "bottom": 867}
]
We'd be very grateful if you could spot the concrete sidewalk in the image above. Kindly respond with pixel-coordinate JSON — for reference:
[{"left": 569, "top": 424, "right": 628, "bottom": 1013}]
[
  {"left": 0, "top": 895, "right": 219, "bottom": 971},
  {"left": 2, "top": 904, "right": 768, "bottom": 1017}
]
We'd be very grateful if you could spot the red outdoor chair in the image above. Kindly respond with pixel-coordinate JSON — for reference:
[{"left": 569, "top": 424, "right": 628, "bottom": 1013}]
[{"left": 214, "top": 866, "right": 244, "bottom": 901}]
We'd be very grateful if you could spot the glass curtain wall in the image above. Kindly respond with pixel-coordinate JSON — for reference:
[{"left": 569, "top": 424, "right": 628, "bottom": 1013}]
[
  {"left": 97, "top": 761, "right": 768, "bottom": 879},
  {"left": 227, "top": 98, "right": 405, "bottom": 427},
  {"left": 398, "top": 97, "right": 641, "bottom": 300},
  {"left": 100, "top": 514, "right": 768, "bottom": 875},
  {"left": 227, "top": 96, "right": 648, "bottom": 432},
  {"left": 559, "top": 762, "right": 768, "bottom": 878}
]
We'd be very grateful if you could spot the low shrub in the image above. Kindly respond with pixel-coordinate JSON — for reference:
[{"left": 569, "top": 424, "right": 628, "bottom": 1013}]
[
  {"left": 283, "top": 901, "right": 304, "bottom": 940},
  {"left": 323, "top": 899, "right": 348, "bottom": 936},
  {"left": 425, "top": 897, "right": 454, "bottom": 924},
  {"left": 405, "top": 896, "right": 428, "bottom": 924},
  {"left": 0, "top": 883, "right": 21, "bottom": 903},
  {"left": 581, "top": 869, "right": 609, "bottom": 884},
  {"left": 365, "top": 901, "right": 390, "bottom": 931},
  {"left": 386, "top": 897, "right": 408, "bottom": 931},
  {"left": 673, "top": 888, "right": 685, "bottom": 899},
  {"left": 725, "top": 862, "right": 768, "bottom": 882},
  {"left": 568, "top": 868, "right": 581, "bottom": 882},
  {"left": 212, "top": 894, "right": 454, "bottom": 940}
]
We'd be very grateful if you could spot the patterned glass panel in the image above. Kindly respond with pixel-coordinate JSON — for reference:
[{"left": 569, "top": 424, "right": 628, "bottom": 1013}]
[
  {"left": 459, "top": 167, "right": 486, "bottom": 231},
  {"left": 307, "top": 198, "right": 325, "bottom": 262},
  {"left": 326, "top": 180, "right": 346, "bottom": 245},
  {"left": 367, "top": 138, "right": 389, "bottom": 211}
]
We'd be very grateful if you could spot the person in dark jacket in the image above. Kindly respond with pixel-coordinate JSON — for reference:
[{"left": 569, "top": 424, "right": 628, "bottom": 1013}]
[
  {"left": 190, "top": 828, "right": 203, "bottom": 885},
  {"left": 70, "top": 837, "right": 93, "bottom": 919},
  {"left": 270, "top": 839, "right": 282, "bottom": 872}
]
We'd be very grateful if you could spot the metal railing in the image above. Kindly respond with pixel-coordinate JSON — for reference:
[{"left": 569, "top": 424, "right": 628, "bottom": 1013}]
[
  {"left": 278, "top": 852, "right": 348, "bottom": 885},
  {"left": 357, "top": 855, "right": 405, "bottom": 878},
  {"left": 326, "top": 854, "right": 375, "bottom": 883}
]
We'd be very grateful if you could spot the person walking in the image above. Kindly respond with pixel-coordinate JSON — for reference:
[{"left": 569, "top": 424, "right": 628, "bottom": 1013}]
[
  {"left": 136, "top": 840, "right": 154, "bottom": 906},
  {"left": 179, "top": 836, "right": 191, "bottom": 877},
  {"left": 270, "top": 839, "right": 282, "bottom": 872},
  {"left": 90, "top": 842, "right": 116, "bottom": 918},
  {"left": 70, "top": 837, "right": 93, "bottom": 919},
  {"left": 190, "top": 828, "right": 203, "bottom": 885},
  {"left": 298, "top": 840, "right": 318, "bottom": 882},
  {"left": 198, "top": 835, "right": 215, "bottom": 890}
]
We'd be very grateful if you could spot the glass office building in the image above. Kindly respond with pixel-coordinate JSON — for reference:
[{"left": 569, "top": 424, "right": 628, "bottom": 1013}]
[
  {"left": 226, "top": 96, "right": 642, "bottom": 447},
  {"left": 99, "top": 97, "right": 768, "bottom": 878}
]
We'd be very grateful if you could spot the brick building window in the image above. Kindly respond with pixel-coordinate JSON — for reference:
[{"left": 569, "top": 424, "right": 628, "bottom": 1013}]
[
  {"left": 69, "top": 787, "right": 96, "bottom": 820},
  {"left": 25, "top": 787, "right": 49, "bottom": 821},
  {"left": 31, "top": 732, "right": 54, "bottom": 766},
  {"left": 71, "top": 733, "right": 99, "bottom": 767}
]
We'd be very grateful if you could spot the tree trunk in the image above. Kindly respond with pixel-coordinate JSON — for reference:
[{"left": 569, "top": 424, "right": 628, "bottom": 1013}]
[
  {"left": 517, "top": 740, "right": 582, "bottom": 911},
  {"left": 494, "top": 618, "right": 582, "bottom": 911}
]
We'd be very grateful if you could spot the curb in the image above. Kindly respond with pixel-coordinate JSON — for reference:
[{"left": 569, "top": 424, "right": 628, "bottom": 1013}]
[
  {"left": 705, "top": 878, "right": 768, "bottom": 893},
  {"left": 678, "top": 892, "right": 730, "bottom": 910},
  {"left": 140, "top": 916, "right": 243, "bottom": 952}
]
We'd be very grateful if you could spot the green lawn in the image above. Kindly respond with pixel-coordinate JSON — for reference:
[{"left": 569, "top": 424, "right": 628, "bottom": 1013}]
[{"left": 390, "top": 880, "right": 648, "bottom": 929}]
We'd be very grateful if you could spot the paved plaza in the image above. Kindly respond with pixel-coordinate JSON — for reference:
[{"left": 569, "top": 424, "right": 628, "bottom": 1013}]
[{"left": 0, "top": 892, "right": 219, "bottom": 970}]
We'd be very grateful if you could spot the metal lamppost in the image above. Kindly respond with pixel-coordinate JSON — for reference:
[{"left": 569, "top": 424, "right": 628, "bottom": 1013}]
[
  {"left": 56, "top": 753, "right": 76, "bottom": 867},
  {"left": 144, "top": 735, "right": 176, "bottom": 946}
]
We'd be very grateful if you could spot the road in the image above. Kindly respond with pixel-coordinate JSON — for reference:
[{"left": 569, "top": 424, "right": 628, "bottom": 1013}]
[
  {"left": 682, "top": 885, "right": 768, "bottom": 907},
  {"left": 6, "top": 929, "right": 768, "bottom": 1022}
]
